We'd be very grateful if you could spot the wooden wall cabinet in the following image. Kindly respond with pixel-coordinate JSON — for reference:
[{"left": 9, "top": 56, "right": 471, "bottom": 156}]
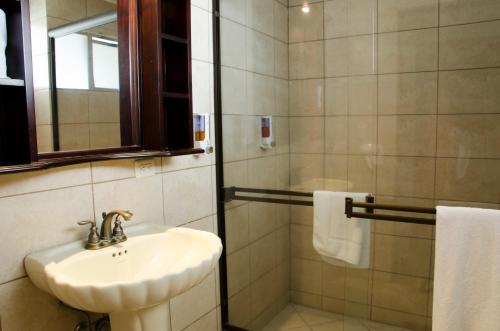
[
  {"left": 0, "top": 0, "right": 199, "bottom": 174},
  {"left": 0, "top": 0, "right": 35, "bottom": 166},
  {"left": 140, "top": 0, "right": 194, "bottom": 151}
]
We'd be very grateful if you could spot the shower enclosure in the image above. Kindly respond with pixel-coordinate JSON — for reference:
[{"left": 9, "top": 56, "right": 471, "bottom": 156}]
[{"left": 214, "top": 0, "right": 500, "bottom": 330}]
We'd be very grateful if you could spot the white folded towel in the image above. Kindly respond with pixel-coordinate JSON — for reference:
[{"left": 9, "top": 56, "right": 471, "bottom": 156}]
[
  {"left": 312, "top": 191, "right": 371, "bottom": 268},
  {"left": 433, "top": 206, "right": 500, "bottom": 331}
]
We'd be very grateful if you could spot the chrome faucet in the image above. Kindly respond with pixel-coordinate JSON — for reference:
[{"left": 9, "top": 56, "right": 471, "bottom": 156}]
[{"left": 78, "top": 210, "right": 133, "bottom": 250}]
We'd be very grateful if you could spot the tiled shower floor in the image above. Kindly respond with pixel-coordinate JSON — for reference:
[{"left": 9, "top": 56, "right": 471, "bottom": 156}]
[{"left": 261, "top": 305, "right": 412, "bottom": 331}]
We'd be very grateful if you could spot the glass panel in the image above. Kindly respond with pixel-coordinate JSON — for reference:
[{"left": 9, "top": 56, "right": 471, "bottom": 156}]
[{"left": 220, "top": 1, "right": 500, "bottom": 331}]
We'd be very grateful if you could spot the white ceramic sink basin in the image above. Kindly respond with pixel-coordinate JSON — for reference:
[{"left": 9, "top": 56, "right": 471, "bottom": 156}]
[{"left": 25, "top": 223, "right": 222, "bottom": 331}]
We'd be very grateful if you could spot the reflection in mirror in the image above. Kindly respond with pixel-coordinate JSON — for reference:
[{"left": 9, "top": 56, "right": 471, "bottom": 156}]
[{"left": 30, "top": 1, "right": 125, "bottom": 153}]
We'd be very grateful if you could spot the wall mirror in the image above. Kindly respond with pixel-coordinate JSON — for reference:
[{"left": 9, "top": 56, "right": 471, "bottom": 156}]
[{"left": 29, "top": 0, "right": 140, "bottom": 156}]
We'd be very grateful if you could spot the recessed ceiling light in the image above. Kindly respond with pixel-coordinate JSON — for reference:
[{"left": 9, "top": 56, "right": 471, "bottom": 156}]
[{"left": 302, "top": 4, "right": 310, "bottom": 14}]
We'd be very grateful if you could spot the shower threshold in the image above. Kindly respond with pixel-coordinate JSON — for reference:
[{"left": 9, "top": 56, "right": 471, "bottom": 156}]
[{"left": 261, "top": 304, "right": 413, "bottom": 331}]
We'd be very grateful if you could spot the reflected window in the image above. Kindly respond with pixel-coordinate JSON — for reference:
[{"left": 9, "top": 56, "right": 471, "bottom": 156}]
[
  {"left": 92, "top": 37, "right": 119, "bottom": 89},
  {"left": 54, "top": 34, "right": 90, "bottom": 89}
]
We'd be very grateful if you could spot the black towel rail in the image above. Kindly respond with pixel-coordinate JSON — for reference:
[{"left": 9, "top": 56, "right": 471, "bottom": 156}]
[{"left": 223, "top": 187, "right": 436, "bottom": 225}]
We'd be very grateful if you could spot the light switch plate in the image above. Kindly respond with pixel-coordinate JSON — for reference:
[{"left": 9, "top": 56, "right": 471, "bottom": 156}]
[{"left": 134, "top": 159, "right": 156, "bottom": 178}]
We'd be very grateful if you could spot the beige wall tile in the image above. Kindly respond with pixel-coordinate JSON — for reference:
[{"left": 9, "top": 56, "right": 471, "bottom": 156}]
[
  {"left": 322, "top": 264, "right": 346, "bottom": 299},
  {"left": 0, "top": 164, "right": 91, "bottom": 198},
  {"left": 250, "top": 233, "right": 277, "bottom": 280},
  {"left": 326, "top": 76, "right": 378, "bottom": 116},
  {"left": 274, "top": 1, "right": 288, "bottom": 42},
  {"left": 93, "top": 175, "right": 164, "bottom": 227},
  {"left": 322, "top": 297, "right": 345, "bottom": 315},
  {"left": 246, "top": 72, "right": 275, "bottom": 116},
  {"left": 191, "top": 6, "right": 210, "bottom": 62},
  {"left": 325, "top": 35, "right": 377, "bottom": 77},
  {"left": 291, "top": 258, "right": 322, "bottom": 295},
  {"left": 183, "top": 309, "right": 218, "bottom": 331},
  {"left": 374, "top": 234, "right": 432, "bottom": 277},
  {"left": 290, "top": 79, "right": 324, "bottom": 116},
  {"left": 435, "top": 158, "right": 500, "bottom": 203},
  {"left": 222, "top": 115, "right": 247, "bottom": 162},
  {"left": 275, "top": 41, "right": 289, "bottom": 79},
  {"left": 290, "top": 117, "right": 325, "bottom": 153},
  {"left": 372, "top": 307, "right": 427, "bottom": 331},
  {"left": 379, "top": 72, "right": 438, "bottom": 115},
  {"left": 275, "top": 116, "right": 290, "bottom": 154},
  {"left": 372, "top": 271, "right": 430, "bottom": 316},
  {"left": 440, "top": 0, "right": 500, "bottom": 25},
  {"left": 348, "top": 116, "right": 377, "bottom": 155},
  {"left": 170, "top": 272, "right": 217, "bottom": 331},
  {"left": 89, "top": 123, "right": 121, "bottom": 149},
  {"left": 91, "top": 157, "right": 161, "bottom": 183},
  {"left": 247, "top": 156, "right": 278, "bottom": 190},
  {"left": 36, "top": 125, "right": 54, "bottom": 153},
  {"left": 88, "top": 91, "right": 119, "bottom": 123},
  {"left": 379, "top": 29, "right": 438, "bottom": 74},
  {"left": 221, "top": 18, "right": 246, "bottom": 69},
  {"left": 437, "top": 114, "right": 500, "bottom": 158},
  {"left": 227, "top": 247, "right": 250, "bottom": 297},
  {"left": 59, "top": 124, "right": 90, "bottom": 151},
  {"left": 221, "top": 67, "right": 246, "bottom": 115},
  {"left": 291, "top": 224, "right": 321, "bottom": 261},
  {"left": 220, "top": 0, "right": 246, "bottom": 24},
  {"left": 246, "top": 30, "right": 275, "bottom": 76},
  {"left": 228, "top": 286, "right": 251, "bottom": 328},
  {"left": 378, "top": 115, "right": 437, "bottom": 156},
  {"left": 291, "top": 205, "right": 314, "bottom": 226},
  {"left": 249, "top": 202, "right": 277, "bottom": 241},
  {"left": 0, "top": 185, "right": 93, "bottom": 283},
  {"left": 276, "top": 225, "right": 291, "bottom": 263},
  {"left": 324, "top": 155, "right": 349, "bottom": 191},
  {"left": 378, "top": 0, "right": 438, "bottom": 32},
  {"left": 290, "top": 154, "right": 325, "bottom": 191},
  {"left": 34, "top": 89, "right": 52, "bottom": 125},
  {"left": 325, "top": 116, "right": 348, "bottom": 154},
  {"left": 377, "top": 156, "right": 436, "bottom": 198},
  {"left": 345, "top": 268, "right": 371, "bottom": 304},
  {"left": 348, "top": 155, "right": 376, "bottom": 193},
  {"left": 324, "top": 0, "right": 377, "bottom": 38},
  {"left": 289, "top": 41, "right": 324, "bottom": 79},
  {"left": 225, "top": 205, "right": 250, "bottom": 254},
  {"left": 0, "top": 278, "right": 82, "bottom": 331},
  {"left": 439, "top": 21, "right": 500, "bottom": 70},
  {"left": 246, "top": 0, "right": 274, "bottom": 35},
  {"left": 251, "top": 270, "right": 278, "bottom": 318},
  {"left": 439, "top": 68, "right": 500, "bottom": 114},
  {"left": 291, "top": 290, "right": 323, "bottom": 309},
  {"left": 344, "top": 302, "right": 371, "bottom": 320},
  {"left": 289, "top": 2, "right": 323, "bottom": 42},
  {"left": 163, "top": 167, "right": 213, "bottom": 226}
]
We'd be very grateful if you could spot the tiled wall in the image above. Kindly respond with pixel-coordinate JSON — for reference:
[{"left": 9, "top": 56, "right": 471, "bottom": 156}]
[
  {"left": 288, "top": 0, "right": 500, "bottom": 330},
  {"left": 56, "top": 89, "right": 121, "bottom": 151},
  {"left": 0, "top": 1, "right": 218, "bottom": 330},
  {"left": 219, "top": 0, "right": 291, "bottom": 329}
]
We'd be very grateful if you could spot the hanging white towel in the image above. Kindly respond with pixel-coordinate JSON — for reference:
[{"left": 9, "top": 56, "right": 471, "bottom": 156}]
[
  {"left": 433, "top": 206, "right": 500, "bottom": 331},
  {"left": 312, "top": 191, "right": 371, "bottom": 268}
]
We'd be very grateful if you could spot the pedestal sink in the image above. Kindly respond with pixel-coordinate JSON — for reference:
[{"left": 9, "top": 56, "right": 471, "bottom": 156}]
[{"left": 25, "top": 223, "right": 222, "bottom": 331}]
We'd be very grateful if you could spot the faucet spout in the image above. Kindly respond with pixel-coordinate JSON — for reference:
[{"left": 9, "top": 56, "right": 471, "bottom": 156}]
[{"left": 100, "top": 210, "right": 133, "bottom": 241}]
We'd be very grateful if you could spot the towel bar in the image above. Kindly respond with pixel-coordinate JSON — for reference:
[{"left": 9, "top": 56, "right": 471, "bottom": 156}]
[{"left": 222, "top": 187, "right": 436, "bottom": 225}]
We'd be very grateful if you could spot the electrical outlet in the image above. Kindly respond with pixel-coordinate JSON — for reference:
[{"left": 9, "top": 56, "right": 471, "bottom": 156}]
[{"left": 134, "top": 159, "right": 156, "bottom": 178}]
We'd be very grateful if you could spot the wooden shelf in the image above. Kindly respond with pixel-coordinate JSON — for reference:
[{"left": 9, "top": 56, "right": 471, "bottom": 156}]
[
  {"left": 161, "top": 33, "right": 188, "bottom": 44},
  {"left": 141, "top": 0, "right": 193, "bottom": 151},
  {"left": 0, "top": 0, "right": 36, "bottom": 166},
  {"left": 0, "top": 78, "right": 25, "bottom": 87},
  {"left": 163, "top": 92, "right": 190, "bottom": 99}
]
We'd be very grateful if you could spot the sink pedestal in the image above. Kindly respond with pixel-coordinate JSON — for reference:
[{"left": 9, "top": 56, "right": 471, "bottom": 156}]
[{"left": 109, "top": 301, "right": 171, "bottom": 331}]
